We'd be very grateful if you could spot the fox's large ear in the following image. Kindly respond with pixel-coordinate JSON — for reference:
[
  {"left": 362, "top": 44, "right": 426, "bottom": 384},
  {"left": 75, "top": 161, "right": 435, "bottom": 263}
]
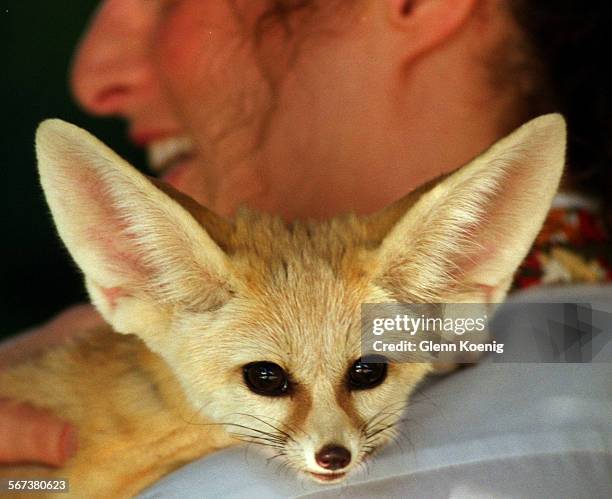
[
  {"left": 36, "top": 120, "right": 233, "bottom": 341},
  {"left": 374, "top": 114, "right": 566, "bottom": 302}
]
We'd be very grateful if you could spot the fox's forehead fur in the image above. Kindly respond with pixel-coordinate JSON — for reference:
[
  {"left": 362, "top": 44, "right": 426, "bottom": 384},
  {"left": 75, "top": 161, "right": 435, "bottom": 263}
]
[
  {"left": 187, "top": 208, "right": 384, "bottom": 374},
  {"left": 228, "top": 211, "right": 373, "bottom": 269}
]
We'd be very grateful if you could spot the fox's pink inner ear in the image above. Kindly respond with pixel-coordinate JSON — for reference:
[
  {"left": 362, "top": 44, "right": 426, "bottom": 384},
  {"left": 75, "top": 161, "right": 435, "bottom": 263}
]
[
  {"left": 36, "top": 131, "right": 159, "bottom": 295},
  {"left": 36, "top": 119, "right": 233, "bottom": 336},
  {"left": 40, "top": 156, "right": 140, "bottom": 289},
  {"left": 375, "top": 114, "right": 566, "bottom": 302}
]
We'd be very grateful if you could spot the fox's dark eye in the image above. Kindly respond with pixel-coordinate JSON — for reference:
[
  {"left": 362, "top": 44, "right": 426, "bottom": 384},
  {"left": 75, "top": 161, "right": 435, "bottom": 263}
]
[
  {"left": 348, "top": 356, "right": 388, "bottom": 390},
  {"left": 243, "top": 362, "right": 289, "bottom": 397}
]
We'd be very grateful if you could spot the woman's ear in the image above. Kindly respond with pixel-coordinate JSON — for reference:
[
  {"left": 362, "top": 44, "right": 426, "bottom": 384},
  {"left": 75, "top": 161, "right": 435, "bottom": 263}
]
[{"left": 386, "top": 0, "right": 479, "bottom": 60}]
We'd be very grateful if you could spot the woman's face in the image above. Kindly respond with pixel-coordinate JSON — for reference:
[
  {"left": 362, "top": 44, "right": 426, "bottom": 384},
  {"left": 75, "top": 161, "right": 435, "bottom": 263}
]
[{"left": 72, "top": 0, "right": 407, "bottom": 219}]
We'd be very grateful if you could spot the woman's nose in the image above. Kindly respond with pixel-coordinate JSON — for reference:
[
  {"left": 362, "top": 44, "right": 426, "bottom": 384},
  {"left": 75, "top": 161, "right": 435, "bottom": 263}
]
[{"left": 71, "top": 0, "right": 158, "bottom": 116}]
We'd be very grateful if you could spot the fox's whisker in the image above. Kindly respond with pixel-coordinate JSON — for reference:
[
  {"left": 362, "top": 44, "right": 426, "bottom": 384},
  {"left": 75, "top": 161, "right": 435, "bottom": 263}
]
[
  {"left": 230, "top": 431, "right": 286, "bottom": 446},
  {"left": 360, "top": 401, "right": 406, "bottom": 431},
  {"left": 233, "top": 413, "right": 297, "bottom": 443},
  {"left": 240, "top": 413, "right": 311, "bottom": 440},
  {"left": 366, "top": 421, "right": 398, "bottom": 440},
  {"left": 230, "top": 435, "right": 286, "bottom": 451},
  {"left": 218, "top": 421, "right": 288, "bottom": 443},
  {"left": 364, "top": 410, "right": 402, "bottom": 433},
  {"left": 266, "top": 451, "right": 287, "bottom": 464}
]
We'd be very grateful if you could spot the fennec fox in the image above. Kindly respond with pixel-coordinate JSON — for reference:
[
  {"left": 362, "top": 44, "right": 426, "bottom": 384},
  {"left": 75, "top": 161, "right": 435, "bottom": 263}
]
[{"left": 0, "top": 115, "right": 565, "bottom": 497}]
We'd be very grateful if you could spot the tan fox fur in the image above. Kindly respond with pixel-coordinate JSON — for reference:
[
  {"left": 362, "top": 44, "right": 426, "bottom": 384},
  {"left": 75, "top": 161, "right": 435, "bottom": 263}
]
[{"left": 0, "top": 115, "right": 566, "bottom": 497}]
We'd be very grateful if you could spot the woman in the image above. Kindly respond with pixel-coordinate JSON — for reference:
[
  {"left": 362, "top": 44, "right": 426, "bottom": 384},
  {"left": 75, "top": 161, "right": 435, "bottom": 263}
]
[{"left": 2, "top": 0, "right": 610, "bottom": 470}]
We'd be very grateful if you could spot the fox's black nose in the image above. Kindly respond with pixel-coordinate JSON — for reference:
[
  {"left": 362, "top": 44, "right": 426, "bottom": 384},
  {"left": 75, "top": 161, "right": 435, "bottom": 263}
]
[{"left": 315, "top": 444, "right": 351, "bottom": 470}]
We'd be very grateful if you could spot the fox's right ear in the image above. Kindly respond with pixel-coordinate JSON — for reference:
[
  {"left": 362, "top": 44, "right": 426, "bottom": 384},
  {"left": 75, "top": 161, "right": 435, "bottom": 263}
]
[{"left": 36, "top": 120, "right": 234, "bottom": 345}]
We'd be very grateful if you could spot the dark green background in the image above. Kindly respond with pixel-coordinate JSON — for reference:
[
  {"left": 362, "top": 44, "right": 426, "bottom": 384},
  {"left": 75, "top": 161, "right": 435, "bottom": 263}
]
[{"left": 2, "top": 1, "right": 146, "bottom": 338}]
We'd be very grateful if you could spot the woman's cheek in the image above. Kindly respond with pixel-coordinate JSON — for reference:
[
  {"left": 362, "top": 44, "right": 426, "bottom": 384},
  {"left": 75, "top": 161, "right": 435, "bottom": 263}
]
[
  {"left": 153, "top": 0, "right": 246, "bottom": 107},
  {"left": 153, "top": 3, "right": 211, "bottom": 101}
]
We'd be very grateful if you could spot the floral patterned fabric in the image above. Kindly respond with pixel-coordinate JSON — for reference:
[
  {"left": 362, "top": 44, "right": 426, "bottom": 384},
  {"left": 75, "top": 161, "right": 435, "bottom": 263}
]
[{"left": 513, "top": 200, "right": 612, "bottom": 290}]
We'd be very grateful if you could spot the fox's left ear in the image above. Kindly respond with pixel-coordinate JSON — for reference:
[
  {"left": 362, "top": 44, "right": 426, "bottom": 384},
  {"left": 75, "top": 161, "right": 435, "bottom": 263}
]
[
  {"left": 36, "top": 120, "right": 233, "bottom": 344},
  {"left": 374, "top": 114, "right": 566, "bottom": 302}
]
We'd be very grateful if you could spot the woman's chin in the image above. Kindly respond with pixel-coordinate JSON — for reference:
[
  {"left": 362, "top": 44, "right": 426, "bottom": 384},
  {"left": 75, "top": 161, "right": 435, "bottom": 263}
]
[{"left": 161, "top": 157, "right": 193, "bottom": 187}]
